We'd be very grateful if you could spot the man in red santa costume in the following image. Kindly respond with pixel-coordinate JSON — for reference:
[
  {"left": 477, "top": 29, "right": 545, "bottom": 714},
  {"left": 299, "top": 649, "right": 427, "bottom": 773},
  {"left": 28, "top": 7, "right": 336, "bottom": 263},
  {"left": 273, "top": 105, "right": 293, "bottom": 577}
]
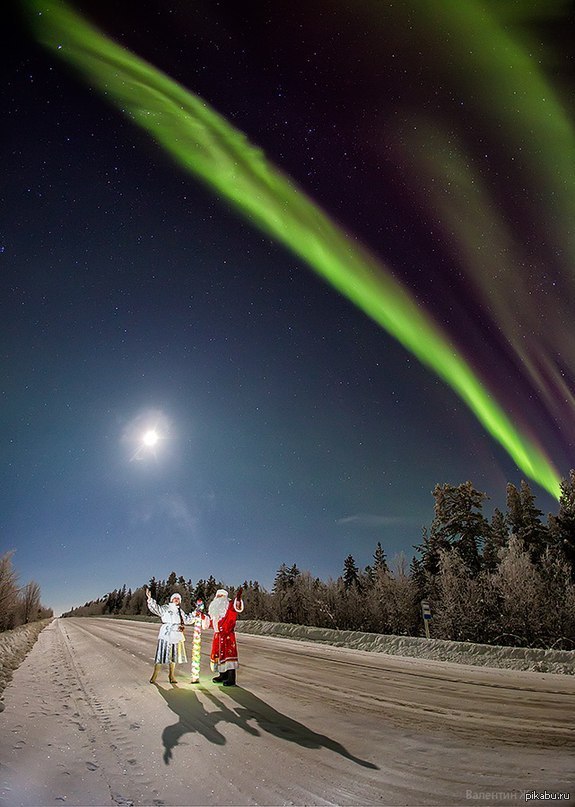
[{"left": 208, "top": 588, "right": 244, "bottom": 686}]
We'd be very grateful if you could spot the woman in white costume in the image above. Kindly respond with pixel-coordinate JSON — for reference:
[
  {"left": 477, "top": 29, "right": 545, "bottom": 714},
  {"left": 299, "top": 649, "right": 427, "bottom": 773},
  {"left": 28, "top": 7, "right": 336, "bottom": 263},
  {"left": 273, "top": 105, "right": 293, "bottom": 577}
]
[{"left": 145, "top": 589, "right": 195, "bottom": 683}]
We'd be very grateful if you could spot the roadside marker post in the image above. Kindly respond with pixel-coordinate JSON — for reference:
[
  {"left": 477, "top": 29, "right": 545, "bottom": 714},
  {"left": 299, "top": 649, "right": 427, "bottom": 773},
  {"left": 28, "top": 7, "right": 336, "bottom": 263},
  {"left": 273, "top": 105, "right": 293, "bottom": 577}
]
[{"left": 421, "top": 599, "right": 432, "bottom": 639}]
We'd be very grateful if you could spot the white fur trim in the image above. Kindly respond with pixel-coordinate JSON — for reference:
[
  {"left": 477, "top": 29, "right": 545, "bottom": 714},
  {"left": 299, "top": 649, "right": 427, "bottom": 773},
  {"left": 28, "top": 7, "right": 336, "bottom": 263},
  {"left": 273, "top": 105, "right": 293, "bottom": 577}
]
[
  {"left": 233, "top": 599, "right": 244, "bottom": 613},
  {"left": 215, "top": 589, "right": 228, "bottom": 597},
  {"left": 170, "top": 592, "right": 182, "bottom": 602}
]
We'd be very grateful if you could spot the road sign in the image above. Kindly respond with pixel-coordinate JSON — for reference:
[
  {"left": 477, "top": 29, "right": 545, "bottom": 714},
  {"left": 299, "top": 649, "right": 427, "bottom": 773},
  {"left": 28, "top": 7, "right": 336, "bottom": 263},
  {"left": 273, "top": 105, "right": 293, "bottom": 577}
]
[
  {"left": 421, "top": 600, "right": 432, "bottom": 620},
  {"left": 421, "top": 600, "right": 432, "bottom": 639}
]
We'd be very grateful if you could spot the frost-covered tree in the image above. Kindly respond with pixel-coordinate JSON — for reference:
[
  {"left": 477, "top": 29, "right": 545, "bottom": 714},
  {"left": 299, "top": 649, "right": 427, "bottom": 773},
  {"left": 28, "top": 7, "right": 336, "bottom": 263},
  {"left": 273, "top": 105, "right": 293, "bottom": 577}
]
[
  {"left": 537, "top": 548, "right": 575, "bottom": 648},
  {"left": 165, "top": 571, "right": 178, "bottom": 598},
  {"left": 116, "top": 584, "right": 126, "bottom": 614},
  {"left": 334, "top": 577, "right": 369, "bottom": 630},
  {"left": 548, "top": 470, "right": 575, "bottom": 580},
  {"left": 491, "top": 535, "right": 543, "bottom": 646},
  {"left": 342, "top": 555, "right": 360, "bottom": 590},
  {"left": 414, "top": 525, "right": 446, "bottom": 579},
  {"left": 193, "top": 579, "right": 207, "bottom": 603},
  {"left": 506, "top": 481, "right": 549, "bottom": 563},
  {"left": 205, "top": 575, "right": 218, "bottom": 601},
  {"left": 373, "top": 542, "right": 389, "bottom": 575},
  {"left": 273, "top": 563, "right": 290, "bottom": 594},
  {"left": 409, "top": 553, "right": 426, "bottom": 600},
  {"left": 429, "top": 482, "right": 488, "bottom": 575},
  {"left": 363, "top": 564, "right": 375, "bottom": 587},
  {"left": 241, "top": 580, "right": 265, "bottom": 620},
  {"left": 273, "top": 563, "right": 302, "bottom": 623},
  {"left": 482, "top": 508, "right": 509, "bottom": 571},
  {"left": 127, "top": 587, "right": 146, "bottom": 615},
  {"left": 432, "top": 549, "right": 494, "bottom": 642},
  {"left": 312, "top": 577, "right": 340, "bottom": 629},
  {"left": 369, "top": 553, "right": 419, "bottom": 636},
  {"left": 147, "top": 576, "right": 158, "bottom": 599}
]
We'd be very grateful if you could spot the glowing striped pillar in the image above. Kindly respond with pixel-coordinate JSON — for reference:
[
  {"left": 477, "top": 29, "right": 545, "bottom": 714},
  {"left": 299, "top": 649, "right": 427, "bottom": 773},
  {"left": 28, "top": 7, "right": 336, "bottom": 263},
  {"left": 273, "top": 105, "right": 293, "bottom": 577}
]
[{"left": 190, "top": 599, "right": 204, "bottom": 683}]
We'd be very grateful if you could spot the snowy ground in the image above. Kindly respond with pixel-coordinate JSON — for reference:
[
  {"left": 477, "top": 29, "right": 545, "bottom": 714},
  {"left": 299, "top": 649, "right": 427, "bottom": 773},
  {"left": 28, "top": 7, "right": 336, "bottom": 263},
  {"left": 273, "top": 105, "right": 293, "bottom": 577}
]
[
  {"left": 0, "top": 617, "right": 573, "bottom": 806},
  {"left": 106, "top": 615, "right": 575, "bottom": 675},
  {"left": 0, "top": 620, "right": 53, "bottom": 706},
  {"left": 236, "top": 620, "right": 575, "bottom": 675},
  {"left": 1, "top": 614, "right": 570, "bottom": 711}
]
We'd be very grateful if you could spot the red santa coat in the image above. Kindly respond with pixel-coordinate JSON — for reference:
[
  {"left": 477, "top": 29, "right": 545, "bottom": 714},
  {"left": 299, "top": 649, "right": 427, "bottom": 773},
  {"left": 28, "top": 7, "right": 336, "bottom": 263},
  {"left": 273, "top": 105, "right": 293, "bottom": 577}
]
[{"left": 209, "top": 598, "right": 243, "bottom": 672}]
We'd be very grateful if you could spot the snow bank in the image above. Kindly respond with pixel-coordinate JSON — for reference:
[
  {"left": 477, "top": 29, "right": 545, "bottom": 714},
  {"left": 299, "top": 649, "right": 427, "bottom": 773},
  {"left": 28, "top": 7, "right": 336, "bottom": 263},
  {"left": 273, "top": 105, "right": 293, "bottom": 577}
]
[
  {"left": 236, "top": 620, "right": 575, "bottom": 675},
  {"left": 0, "top": 619, "right": 53, "bottom": 708}
]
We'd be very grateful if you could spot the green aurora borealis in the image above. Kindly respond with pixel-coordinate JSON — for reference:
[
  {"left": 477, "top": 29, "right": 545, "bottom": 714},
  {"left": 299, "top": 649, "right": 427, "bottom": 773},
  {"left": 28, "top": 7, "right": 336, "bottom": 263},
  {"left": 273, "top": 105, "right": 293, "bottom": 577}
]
[{"left": 24, "top": 0, "right": 567, "bottom": 499}]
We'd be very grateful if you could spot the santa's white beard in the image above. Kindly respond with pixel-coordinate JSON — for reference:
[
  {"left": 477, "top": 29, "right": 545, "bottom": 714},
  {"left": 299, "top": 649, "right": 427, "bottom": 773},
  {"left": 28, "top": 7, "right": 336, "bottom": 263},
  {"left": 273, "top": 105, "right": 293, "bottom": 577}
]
[{"left": 209, "top": 597, "right": 229, "bottom": 624}]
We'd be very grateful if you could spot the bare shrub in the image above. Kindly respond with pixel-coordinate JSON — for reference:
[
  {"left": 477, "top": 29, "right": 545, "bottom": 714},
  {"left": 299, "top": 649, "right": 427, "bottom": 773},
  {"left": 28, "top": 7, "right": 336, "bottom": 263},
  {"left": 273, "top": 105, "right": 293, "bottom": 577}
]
[
  {"left": 19, "top": 581, "right": 41, "bottom": 624},
  {"left": 0, "top": 551, "right": 19, "bottom": 631}
]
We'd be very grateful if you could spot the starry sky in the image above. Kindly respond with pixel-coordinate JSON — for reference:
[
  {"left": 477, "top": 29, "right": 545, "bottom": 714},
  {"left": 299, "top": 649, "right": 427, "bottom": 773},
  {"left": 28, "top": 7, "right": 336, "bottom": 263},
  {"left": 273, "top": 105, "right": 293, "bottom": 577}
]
[{"left": 4, "top": 0, "right": 575, "bottom": 616}]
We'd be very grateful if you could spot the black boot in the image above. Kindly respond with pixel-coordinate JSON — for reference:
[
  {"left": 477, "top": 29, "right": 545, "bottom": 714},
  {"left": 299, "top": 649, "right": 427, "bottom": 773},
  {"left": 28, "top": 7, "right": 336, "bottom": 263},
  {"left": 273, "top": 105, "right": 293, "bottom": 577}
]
[
  {"left": 212, "top": 671, "right": 227, "bottom": 683},
  {"left": 223, "top": 669, "right": 236, "bottom": 686}
]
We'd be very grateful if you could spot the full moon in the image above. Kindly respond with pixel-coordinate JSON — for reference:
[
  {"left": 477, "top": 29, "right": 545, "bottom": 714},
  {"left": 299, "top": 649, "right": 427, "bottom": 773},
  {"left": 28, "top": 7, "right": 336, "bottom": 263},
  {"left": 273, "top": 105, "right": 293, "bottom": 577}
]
[
  {"left": 142, "top": 429, "right": 159, "bottom": 447},
  {"left": 124, "top": 410, "right": 170, "bottom": 463}
]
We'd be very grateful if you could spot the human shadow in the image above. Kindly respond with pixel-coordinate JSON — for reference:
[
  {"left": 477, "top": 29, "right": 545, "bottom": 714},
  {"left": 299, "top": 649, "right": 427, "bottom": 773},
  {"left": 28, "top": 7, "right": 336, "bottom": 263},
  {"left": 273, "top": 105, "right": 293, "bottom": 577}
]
[
  {"left": 205, "top": 685, "right": 378, "bottom": 770},
  {"left": 153, "top": 683, "right": 259, "bottom": 764}
]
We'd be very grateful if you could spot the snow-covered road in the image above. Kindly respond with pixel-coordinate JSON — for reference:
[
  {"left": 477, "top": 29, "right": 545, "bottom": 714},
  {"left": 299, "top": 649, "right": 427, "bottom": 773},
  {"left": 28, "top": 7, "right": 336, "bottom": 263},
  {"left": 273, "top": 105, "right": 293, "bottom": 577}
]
[{"left": 0, "top": 618, "right": 573, "bottom": 806}]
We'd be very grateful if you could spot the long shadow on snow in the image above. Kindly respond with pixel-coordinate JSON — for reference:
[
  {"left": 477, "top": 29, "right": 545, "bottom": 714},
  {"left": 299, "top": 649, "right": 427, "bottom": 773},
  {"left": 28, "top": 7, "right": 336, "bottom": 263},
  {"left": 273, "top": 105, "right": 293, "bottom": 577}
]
[
  {"left": 154, "top": 683, "right": 259, "bottom": 763},
  {"left": 218, "top": 685, "right": 378, "bottom": 769},
  {"left": 156, "top": 682, "right": 377, "bottom": 769}
]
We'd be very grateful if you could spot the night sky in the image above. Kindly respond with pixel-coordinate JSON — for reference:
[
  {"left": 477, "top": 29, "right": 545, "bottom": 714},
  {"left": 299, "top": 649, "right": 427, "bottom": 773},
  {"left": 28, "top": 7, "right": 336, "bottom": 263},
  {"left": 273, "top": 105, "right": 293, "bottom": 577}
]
[{"left": 4, "top": 0, "right": 575, "bottom": 616}]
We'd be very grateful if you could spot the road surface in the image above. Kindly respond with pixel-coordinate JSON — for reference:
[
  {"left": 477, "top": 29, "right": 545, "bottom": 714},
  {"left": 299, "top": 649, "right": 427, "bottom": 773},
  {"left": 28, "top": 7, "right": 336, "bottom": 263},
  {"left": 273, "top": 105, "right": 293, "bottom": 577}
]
[{"left": 0, "top": 618, "right": 573, "bottom": 806}]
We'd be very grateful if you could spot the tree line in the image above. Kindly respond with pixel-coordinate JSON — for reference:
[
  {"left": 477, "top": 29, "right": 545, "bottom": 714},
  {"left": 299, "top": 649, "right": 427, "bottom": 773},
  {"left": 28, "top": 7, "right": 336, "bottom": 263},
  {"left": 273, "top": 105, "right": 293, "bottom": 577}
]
[
  {"left": 62, "top": 572, "right": 230, "bottom": 619},
  {"left": 0, "top": 551, "right": 54, "bottom": 631},
  {"left": 62, "top": 472, "right": 575, "bottom": 649}
]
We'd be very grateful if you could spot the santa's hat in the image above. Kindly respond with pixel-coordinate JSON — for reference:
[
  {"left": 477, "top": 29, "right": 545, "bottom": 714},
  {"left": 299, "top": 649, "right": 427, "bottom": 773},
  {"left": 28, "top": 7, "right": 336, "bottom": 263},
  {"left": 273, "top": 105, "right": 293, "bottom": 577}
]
[
  {"left": 170, "top": 593, "right": 182, "bottom": 602},
  {"left": 215, "top": 589, "right": 228, "bottom": 597}
]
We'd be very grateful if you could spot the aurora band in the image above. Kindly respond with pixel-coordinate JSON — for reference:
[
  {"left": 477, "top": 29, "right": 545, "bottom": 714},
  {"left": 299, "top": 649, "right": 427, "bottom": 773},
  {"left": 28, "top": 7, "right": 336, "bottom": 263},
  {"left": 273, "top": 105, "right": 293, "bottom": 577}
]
[{"left": 25, "top": 0, "right": 561, "bottom": 499}]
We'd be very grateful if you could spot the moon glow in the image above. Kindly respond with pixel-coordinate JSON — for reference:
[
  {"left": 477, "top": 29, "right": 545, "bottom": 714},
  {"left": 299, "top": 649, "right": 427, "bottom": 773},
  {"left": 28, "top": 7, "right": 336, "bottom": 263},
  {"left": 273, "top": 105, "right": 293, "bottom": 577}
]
[{"left": 142, "top": 430, "right": 159, "bottom": 447}]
